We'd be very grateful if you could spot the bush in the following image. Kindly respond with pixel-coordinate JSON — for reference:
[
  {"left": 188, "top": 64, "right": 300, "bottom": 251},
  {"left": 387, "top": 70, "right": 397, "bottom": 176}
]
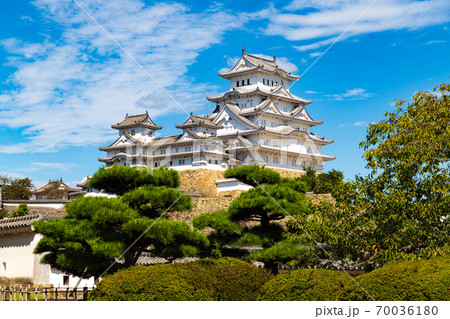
[
  {"left": 0, "top": 208, "right": 8, "bottom": 219},
  {"left": 10, "top": 204, "right": 29, "bottom": 218},
  {"left": 257, "top": 268, "right": 353, "bottom": 301},
  {"left": 89, "top": 257, "right": 271, "bottom": 301},
  {"left": 342, "top": 256, "right": 450, "bottom": 301}
]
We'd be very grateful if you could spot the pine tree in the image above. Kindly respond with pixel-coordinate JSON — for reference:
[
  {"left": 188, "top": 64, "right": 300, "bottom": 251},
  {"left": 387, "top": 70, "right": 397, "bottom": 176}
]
[
  {"left": 194, "top": 165, "right": 309, "bottom": 273},
  {"left": 34, "top": 166, "right": 207, "bottom": 278}
]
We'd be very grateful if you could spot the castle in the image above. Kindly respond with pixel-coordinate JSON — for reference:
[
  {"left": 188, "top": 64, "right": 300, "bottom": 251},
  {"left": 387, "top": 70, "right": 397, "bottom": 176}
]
[{"left": 99, "top": 49, "right": 335, "bottom": 173}]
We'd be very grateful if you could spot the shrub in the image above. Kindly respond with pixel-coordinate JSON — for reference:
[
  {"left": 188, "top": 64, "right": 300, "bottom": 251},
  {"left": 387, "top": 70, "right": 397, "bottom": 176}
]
[
  {"left": 89, "top": 257, "right": 271, "bottom": 301},
  {"left": 342, "top": 256, "right": 450, "bottom": 301},
  {"left": 258, "top": 268, "right": 353, "bottom": 301},
  {"left": 10, "top": 204, "right": 29, "bottom": 218},
  {"left": 0, "top": 208, "right": 8, "bottom": 219}
]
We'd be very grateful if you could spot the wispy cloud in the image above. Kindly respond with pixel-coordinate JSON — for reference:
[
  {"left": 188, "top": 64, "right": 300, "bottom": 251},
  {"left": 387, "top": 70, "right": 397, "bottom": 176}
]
[
  {"left": 0, "top": 0, "right": 244, "bottom": 154},
  {"left": 426, "top": 40, "right": 447, "bottom": 45},
  {"left": 329, "top": 88, "right": 373, "bottom": 101},
  {"left": 353, "top": 121, "right": 368, "bottom": 127},
  {"left": 265, "top": 0, "right": 450, "bottom": 51},
  {"left": 305, "top": 90, "right": 319, "bottom": 94}
]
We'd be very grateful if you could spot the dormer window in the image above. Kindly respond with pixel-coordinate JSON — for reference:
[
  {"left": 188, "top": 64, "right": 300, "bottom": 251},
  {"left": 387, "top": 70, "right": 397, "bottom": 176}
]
[
  {"left": 236, "top": 81, "right": 239, "bottom": 87},
  {"left": 241, "top": 79, "right": 244, "bottom": 86},
  {"left": 148, "top": 131, "right": 152, "bottom": 136},
  {"left": 131, "top": 130, "right": 135, "bottom": 135},
  {"left": 247, "top": 79, "right": 250, "bottom": 85}
]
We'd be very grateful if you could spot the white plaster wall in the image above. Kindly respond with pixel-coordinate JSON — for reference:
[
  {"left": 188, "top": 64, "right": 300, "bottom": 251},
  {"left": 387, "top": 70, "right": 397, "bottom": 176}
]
[
  {"left": 4, "top": 202, "right": 66, "bottom": 209},
  {"left": 48, "top": 267, "right": 95, "bottom": 288},
  {"left": 216, "top": 180, "right": 253, "bottom": 192},
  {"left": 229, "top": 73, "right": 285, "bottom": 90},
  {"left": 0, "top": 231, "right": 40, "bottom": 280}
]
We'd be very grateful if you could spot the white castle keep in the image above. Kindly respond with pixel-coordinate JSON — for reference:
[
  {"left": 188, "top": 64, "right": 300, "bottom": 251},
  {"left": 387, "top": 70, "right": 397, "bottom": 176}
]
[{"left": 99, "top": 49, "right": 335, "bottom": 172}]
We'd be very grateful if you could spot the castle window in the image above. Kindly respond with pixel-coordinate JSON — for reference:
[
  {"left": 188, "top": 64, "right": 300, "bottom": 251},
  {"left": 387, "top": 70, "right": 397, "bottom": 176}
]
[
  {"left": 242, "top": 80, "right": 245, "bottom": 86},
  {"left": 131, "top": 130, "right": 135, "bottom": 135},
  {"left": 208, "top": 159, "right": 211, "bottom": 164},
  {"left": 236, "top": 81, "right": 239, "bottom": 87},
  {"left": 185, "top": 146, "right": 192, "bottom": 152},
  {"left": 179, "top": 159, "right": 185, "bottom": 165},
  {"left": 263, "top": 156, "right": 269, "bottom": 162},
  {"left": 247, "top": 79, "right": 250, "bottom": 85},
  {"left": 154, "top": 162, "right": 159, "bottom": 167},
  {"left": 170, "top": 161, "right": 172, "bottom": 166},
  {"left": 148, "top": 131, "right": 152, "bottom": 136},
  {"left": 271, "top": 81, "right": 274, "bottom": 86},
  {"left": 292, "top": 159, "right": 296, "bottom": 166},
  {"left": 215, "top": 160, "right": 218, "bottom": 164},
  {"left": 263, "top": 79, "right": 265, "bottom": 85},
  {"left": 160, "top": 149, "right": 166, "bottom": 155},
  {"left": 273, "top": 157, "right": 279, "bottom": 164}
]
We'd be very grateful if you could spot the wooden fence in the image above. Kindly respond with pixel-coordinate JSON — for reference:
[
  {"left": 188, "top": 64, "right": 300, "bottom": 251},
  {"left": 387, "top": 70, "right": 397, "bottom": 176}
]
[{"left": 0, "top": 285, "right": 93, "bottom": 301}]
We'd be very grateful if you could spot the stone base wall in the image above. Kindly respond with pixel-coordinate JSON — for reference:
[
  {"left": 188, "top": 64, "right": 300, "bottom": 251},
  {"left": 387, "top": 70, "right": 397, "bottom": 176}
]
[
  {"left": 178, "top": 167, "right": 306, "bottom": 197},
  {"left": 178, "top": 169, "right": 225, "bottom": 197},
  {"left": 269, "top": 167, "right": 306, "bottom": 179},
  {"left": 168, "top": 197, "right": 234, "bottom": 224}
]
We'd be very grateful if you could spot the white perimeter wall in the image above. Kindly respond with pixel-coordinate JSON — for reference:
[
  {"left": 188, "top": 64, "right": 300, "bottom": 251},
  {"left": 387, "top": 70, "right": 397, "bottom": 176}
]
[{"left": 0, "top": 231, "right": 38, "bottom": 280}]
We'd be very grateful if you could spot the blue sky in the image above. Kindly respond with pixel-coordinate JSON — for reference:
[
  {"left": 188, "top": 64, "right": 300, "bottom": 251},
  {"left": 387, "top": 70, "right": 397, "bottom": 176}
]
[{"left": 0, "top": 0, "right": 449, "bottom": 187}]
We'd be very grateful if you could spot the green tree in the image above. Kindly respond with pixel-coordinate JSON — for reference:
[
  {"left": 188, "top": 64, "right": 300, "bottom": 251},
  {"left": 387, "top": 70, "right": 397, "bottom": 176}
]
[
  {"left": 34, "top": 166, "right": 206, "bottom": 278},
  {"left": 87, "top": 165, "right": 179, "bottom": 196},
  {"left": 299, "top": 167, "right": 346, "bottom": 197},
  {"left": 357, "top": 83, "right": 450, "bottom": 262},
  {"left": 223, "top": 164, "right": 281, "bottom": 187},
  {"left": 10, "top": 203, "right": 29, "bottom": 218},
  {"left": 194, "top": 166, "right": 310, "bottom": 273},
  {"left": 0, "top": 176, "right": 33, "bottom": 200}
]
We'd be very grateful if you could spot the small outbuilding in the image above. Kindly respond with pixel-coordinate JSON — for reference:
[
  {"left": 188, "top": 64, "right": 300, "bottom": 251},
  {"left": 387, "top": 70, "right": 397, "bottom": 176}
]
[{"left": 0, "top": 214, "right": 94, "bottom": 287}]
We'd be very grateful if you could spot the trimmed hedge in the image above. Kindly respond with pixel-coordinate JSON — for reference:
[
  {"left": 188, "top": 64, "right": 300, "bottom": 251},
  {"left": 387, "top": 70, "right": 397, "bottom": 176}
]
[
  {"left": 342, "top": 256, "right": 450, "bottom": 301},
  {"left": 89, "top": 257, "right": 271, "bottom": 301},
  {"left": 258, "top": 269, "right": 353, "bottom": 301}
]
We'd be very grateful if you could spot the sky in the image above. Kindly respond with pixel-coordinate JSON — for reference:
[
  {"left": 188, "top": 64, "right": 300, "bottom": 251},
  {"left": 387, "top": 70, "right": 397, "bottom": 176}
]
[{"left": 0, "top": 0, "right": 449, "bottom": 187}]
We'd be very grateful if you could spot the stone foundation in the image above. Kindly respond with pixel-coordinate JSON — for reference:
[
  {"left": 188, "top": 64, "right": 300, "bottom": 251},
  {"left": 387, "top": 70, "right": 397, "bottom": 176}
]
[
  {"left": 178, "top": 167, "right": 306, "bottom": 197},
  {"left": 168, "top": 197, "right": 234, "bottom": 224}
]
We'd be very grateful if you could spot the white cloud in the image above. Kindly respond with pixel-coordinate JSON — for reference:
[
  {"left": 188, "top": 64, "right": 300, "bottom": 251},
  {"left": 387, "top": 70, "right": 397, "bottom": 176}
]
[
  {"left": 353, "top": 121, "right": 368, "bottom": 127},
  {"left": 309, "top": 52, "right": 322, "bottom": 57},
  {"left": 265, "top": 0, "right": 450, "bottom": 51},
  {"left": 329, "top": 88, "right": 373, "bottom": 100},
  {"left": 305, "top": 90, "right": 319, "bottom": 94},
  {"left": 0, "top": 0, "right": 244, "bottom": 153},
  {"left": 426, "top": 40, "right": 447, "bottom": 45}
]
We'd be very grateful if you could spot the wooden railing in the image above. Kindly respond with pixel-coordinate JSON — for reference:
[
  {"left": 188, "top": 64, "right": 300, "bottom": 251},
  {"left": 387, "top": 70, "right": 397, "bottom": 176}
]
[{"left": 0, "top": 285, "right": 93, "bottom": 301}]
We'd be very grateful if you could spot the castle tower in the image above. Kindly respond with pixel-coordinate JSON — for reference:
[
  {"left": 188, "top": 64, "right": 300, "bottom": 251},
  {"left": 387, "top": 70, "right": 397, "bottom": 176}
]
[{"left": 99, "top": 49, "right": 335, "bottom": 172}]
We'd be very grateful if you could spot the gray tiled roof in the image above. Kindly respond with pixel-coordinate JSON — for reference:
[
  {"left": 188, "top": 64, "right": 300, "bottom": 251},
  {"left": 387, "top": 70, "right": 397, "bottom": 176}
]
[
  {"left": 112, "top": 112, "right": 162, "bottom": 130},
  {"left": 0, "top": 214, "right": 42, "bottom": 230}
]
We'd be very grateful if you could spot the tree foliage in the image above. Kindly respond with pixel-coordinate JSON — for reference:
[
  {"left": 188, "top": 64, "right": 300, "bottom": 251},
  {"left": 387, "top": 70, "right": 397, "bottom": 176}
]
[
  {"left": 299, "top": 167, "right": 346, "bottom": 196},
  {"left": 10, "top": 204, "right": 29, "bottom": 218},
  {"left": 223, "top": 164, "right": 281, "bottom": 187},
  {"left": 0, "top": 176, "right": 33, "bottom": 200},
  {"left": 194, "top": 166, "right": 310, "bottom": 273},
  {"left": 89, "top": 258, "right": 271, "bottom": 301},
  {"left": 356, "top": 83, "right": 450, "bottom": 262},
  {"left": 87, "top": 165, "right": 180, "bottom": 196},
  {"left": 34, "top": 166, "right": 204, "bottom": 278}
]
